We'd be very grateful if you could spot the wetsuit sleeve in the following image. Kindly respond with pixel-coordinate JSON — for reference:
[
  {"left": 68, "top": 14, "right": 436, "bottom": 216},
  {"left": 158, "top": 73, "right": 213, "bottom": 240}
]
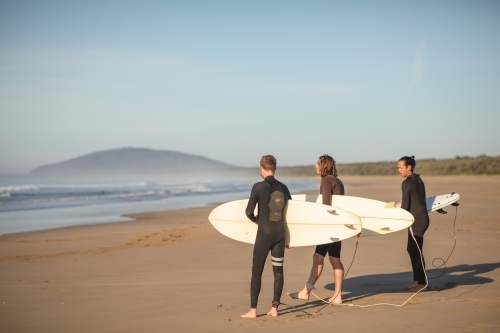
[
  {"left": 245, "top": 184, "right": 259, "bottom": 222},
  {"left": 401, "top": 179, "right": 412, "bottom": 212},
  {"left": 320, "top": 178, "right": 332, "bottom": 206}
]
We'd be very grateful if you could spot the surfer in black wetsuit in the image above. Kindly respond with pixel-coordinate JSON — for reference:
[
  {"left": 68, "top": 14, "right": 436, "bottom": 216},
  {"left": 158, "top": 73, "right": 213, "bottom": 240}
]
[
  {"left": 287, "top": 155, "right": 345, "bottom": 304},
  {"left": 241, "top": 155, "right": 291, "bottom": 319},
  {"left": 397, "top": 156, "right": 429, "bottom": 292}
]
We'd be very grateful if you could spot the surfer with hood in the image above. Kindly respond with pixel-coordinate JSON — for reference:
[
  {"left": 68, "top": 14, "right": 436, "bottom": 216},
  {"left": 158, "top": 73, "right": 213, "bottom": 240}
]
[
  {"left": 241, "top": 155, "right": 291, "bottom": 318},
  {"left": 287, "top": 154, "right": 345, "bottom": 304},
  {"left": 397, "top": 156, "right": 429, "bottom": 292}
]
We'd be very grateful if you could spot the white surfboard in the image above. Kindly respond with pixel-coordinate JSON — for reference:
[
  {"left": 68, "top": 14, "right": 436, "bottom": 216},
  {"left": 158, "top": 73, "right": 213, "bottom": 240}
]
[
  {"left": 393, "top": 192, "right": 460, "bottom": 213},
  {"left": 292, "top": 195, "right": 414, "bottom": 237},
  {"left": 208, "top": 199, "right": 362, "bottom": 247},
  {"left": 425, "top": 192, "right": 460, "bottom": 212}
]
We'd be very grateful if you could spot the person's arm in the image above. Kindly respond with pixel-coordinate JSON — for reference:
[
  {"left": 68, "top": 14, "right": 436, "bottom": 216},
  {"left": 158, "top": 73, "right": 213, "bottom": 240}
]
[
  {"left": 320, "top": 178, "right": 332, "bottom": 206},
  {"left": 245, "top": 184, "right": 259, "bottom": 223},
  {"left": 400, "top": 180, "right": 412, "bottom": 211}
]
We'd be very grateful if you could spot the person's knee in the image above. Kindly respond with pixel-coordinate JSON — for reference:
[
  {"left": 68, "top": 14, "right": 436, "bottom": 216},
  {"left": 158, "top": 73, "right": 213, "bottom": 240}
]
[
  {"left": 312, "top": 253, "right": 325, "bottom": 264},
  {"left": 329, "top": 256, "right": 343, "bottom": 270}
]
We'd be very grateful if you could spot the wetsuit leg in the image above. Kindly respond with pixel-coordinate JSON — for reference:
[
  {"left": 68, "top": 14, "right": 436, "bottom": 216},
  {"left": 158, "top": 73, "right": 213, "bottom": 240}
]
[
  {"left": 327, "top": 241, "right": 342, "bottom": 258},
  {"left": 315, "top": 243, "right": 332, "bottom": 257},
  {"left": 315, "top": 241, "right": 341, "bottom": 258},
  {"left": 250, "top": 235, "right": 271, "bottom": 308},
  {"left": 270, "top": 238, "right": 285, "bottom": 304},
  {"left": 407, "top": 234, "right": 426, "bottom": 284}
]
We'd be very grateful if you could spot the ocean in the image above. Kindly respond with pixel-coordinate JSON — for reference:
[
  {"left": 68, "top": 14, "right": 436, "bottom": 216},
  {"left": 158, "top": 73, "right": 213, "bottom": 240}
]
[{"left": 0, "top": 177, "right": 318, "bottom": 235}]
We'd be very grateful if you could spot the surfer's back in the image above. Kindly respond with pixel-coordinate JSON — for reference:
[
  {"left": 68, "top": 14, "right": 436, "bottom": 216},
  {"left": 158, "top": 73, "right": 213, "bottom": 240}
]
[{"left": 245, "top": 176, "right": 291, "bottom": 234}]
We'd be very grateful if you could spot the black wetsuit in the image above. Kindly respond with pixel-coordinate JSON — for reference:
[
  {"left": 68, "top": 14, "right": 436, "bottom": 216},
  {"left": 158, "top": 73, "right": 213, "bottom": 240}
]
[
  {"left": 401, "top": 173, "right": 430, "bottom": 285},
  {"left": 315, "top": 175, "right": 345, "bottom": 258},
  {"left": 245, "top": 175, "right": 291, "bottom": 308}
]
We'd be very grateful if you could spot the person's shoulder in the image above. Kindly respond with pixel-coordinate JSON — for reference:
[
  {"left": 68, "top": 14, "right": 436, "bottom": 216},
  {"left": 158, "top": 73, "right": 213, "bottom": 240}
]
[
  {"left": 408, "top": 174, "right": 423, "bottom": 182},
  {"left": 336, "top": 177, "right": 344, "bottom": 187},
  {"left": 252, "top": 181, "right": 267, "bottom": 189},
  {"left": 274, "top": 178, "right": 290, "bottom": 190},
  {"left": 322, "top": 175, "right": 340, "bottom": 184},
  {"left": 412, "top": 173, "right": 425, "bottom": 185},
  {"left": 402, "top": 176, "right": 413, "bottom": 187}
]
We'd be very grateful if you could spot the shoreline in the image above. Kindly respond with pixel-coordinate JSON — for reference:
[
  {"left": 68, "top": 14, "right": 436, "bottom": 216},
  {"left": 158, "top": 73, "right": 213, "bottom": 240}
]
[{"left": 2, "top": 174, "right": 499, "bottom": 237}]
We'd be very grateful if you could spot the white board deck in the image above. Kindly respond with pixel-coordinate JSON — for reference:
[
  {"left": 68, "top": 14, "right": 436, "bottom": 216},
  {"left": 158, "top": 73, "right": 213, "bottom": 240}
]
[
  {"left": 392, "top": 192, "right": 460, "bottom": 213},
  {"left": 208, "top": 199, "right": 362, "bottom": 247},
  {"left": 292, "top": 194, "right": 414, "bottom": 237}
]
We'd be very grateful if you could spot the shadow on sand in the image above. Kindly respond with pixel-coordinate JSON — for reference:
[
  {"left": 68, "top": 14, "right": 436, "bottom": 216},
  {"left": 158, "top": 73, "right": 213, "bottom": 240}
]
[{"left": 280, "top": 262, "right": 499, "bottom": 316}]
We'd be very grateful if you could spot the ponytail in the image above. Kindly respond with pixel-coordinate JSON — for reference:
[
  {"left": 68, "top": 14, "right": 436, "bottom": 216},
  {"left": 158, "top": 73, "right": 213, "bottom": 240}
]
[{"left": 399, "top": 156, "right": 416, "bottom": 171}]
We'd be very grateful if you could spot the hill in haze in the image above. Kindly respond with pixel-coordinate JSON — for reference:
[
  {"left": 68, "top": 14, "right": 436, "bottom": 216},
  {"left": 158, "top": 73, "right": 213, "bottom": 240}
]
[{"left": 30, "top": 148, "right": 236, "bottom": 177}]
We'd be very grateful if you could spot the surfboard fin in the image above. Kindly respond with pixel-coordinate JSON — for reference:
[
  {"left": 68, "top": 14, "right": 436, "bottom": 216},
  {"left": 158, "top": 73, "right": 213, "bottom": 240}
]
[
  {"left": 436, "top": 208, "right": 447, "bottom": 214},
  {"left": 451, "top": 202, "right": 459, "bottom": 207}
]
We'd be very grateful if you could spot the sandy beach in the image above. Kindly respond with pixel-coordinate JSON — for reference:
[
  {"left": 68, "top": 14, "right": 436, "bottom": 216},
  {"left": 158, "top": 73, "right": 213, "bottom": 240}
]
[{"left": 1, "top": 176, "right": 499, "bottom": 332}]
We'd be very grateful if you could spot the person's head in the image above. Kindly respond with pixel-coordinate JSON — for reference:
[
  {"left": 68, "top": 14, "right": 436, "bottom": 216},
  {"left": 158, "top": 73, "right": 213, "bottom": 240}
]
[
  {"left": 260, "top": 155, "right": 276, "bottom": 178},
  {"left": 315, "top": 154, "right": 338, "bottom": 177},
  {"left": 398, "top": 156, "right": 416, "bottom": 178}
]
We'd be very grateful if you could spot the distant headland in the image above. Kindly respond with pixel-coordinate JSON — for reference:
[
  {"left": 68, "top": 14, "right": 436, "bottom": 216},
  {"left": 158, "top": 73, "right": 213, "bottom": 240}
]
[{"left": 30, "top": 147, "right": 236, "bottom": 177}]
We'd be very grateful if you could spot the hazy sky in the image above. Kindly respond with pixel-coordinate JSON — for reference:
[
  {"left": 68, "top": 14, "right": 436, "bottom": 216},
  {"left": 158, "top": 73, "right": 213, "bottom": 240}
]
[{"left": 1, "top": 1, "right": 499, "bottom": 173}]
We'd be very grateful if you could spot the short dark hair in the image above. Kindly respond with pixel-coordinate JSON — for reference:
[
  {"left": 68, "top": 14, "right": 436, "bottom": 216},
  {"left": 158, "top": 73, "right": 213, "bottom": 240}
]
[
  {"left": 260, "top": 155, "right": 277, "bottom": 171},
  {"left": 318, "top": 154, "right": 338, "bottom": 177},
  {"left": 399, "top": 156, "right": 416, "bottom": 171}
]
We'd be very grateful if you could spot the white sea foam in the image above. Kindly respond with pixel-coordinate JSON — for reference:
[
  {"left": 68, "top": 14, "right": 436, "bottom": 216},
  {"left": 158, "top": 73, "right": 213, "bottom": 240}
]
[
  {"left": 0, "top": 182, "right": 148, "bottom": 193},
  {"left": 0, "top": 190, "right": 159, "bottom": 206}
]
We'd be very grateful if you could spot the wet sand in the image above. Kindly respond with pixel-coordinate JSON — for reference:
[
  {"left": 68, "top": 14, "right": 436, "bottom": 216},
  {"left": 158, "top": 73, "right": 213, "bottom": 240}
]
[{"left": 1, "top": 176, "right": 499, "bottom": 332}]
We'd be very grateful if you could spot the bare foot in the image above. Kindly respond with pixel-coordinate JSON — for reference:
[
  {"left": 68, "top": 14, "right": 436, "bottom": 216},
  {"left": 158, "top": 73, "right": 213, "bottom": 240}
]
[
  {"left": 405, "top": 281, "right": 418, "bottom": 289},
  {"left": 287, "top": 289, "right": 309, "bottom": 301},
  {"left": 407, "top": 284, "right": 427, "bottom": 292},
  {"left": 240, "top": 309, "right": 257, "bottom": 318},
  {"left": 328, "top": 293, "right": 342, "bottom": 305},
  {"left": 267, "top": 307, "right": 278, "bottom": 317}
]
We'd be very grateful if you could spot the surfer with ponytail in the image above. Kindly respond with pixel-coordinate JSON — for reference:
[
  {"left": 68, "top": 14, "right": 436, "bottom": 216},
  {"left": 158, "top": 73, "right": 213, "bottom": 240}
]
[{"left": 397, "top": 156, "right": 430, "bottom": 292}]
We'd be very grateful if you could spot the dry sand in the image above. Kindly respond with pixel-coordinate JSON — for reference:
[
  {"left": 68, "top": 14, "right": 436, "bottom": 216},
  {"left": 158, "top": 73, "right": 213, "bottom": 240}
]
[{"left": 1, "top": 176, "right": 499, "bottom": 332}]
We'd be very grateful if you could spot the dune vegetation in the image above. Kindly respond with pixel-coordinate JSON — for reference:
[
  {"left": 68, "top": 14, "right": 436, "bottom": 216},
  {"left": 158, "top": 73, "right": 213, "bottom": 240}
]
[{"left": 278, "top": 155, "right": 500, "bottom": 177}]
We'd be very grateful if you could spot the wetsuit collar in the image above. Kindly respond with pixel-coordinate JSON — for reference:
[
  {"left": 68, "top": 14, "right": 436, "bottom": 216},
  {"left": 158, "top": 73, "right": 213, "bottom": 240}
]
[{"left": 264, "top": 175, "right": 275, "bottom": 181}]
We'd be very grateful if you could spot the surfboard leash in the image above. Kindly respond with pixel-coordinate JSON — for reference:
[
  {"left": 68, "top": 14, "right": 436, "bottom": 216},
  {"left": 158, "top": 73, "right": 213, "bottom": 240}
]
[
  {"left": 428, "top": 203, "right": 459, "bottom": 279},
  {"left": 312, "top": 233, "right": 361, "bottom": 313},
  {"left": 309, "top": 204, "right": 459, "bottom": 312},
  {"left": 312, "top": 229, "right": 429, "bottom": 310}
]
